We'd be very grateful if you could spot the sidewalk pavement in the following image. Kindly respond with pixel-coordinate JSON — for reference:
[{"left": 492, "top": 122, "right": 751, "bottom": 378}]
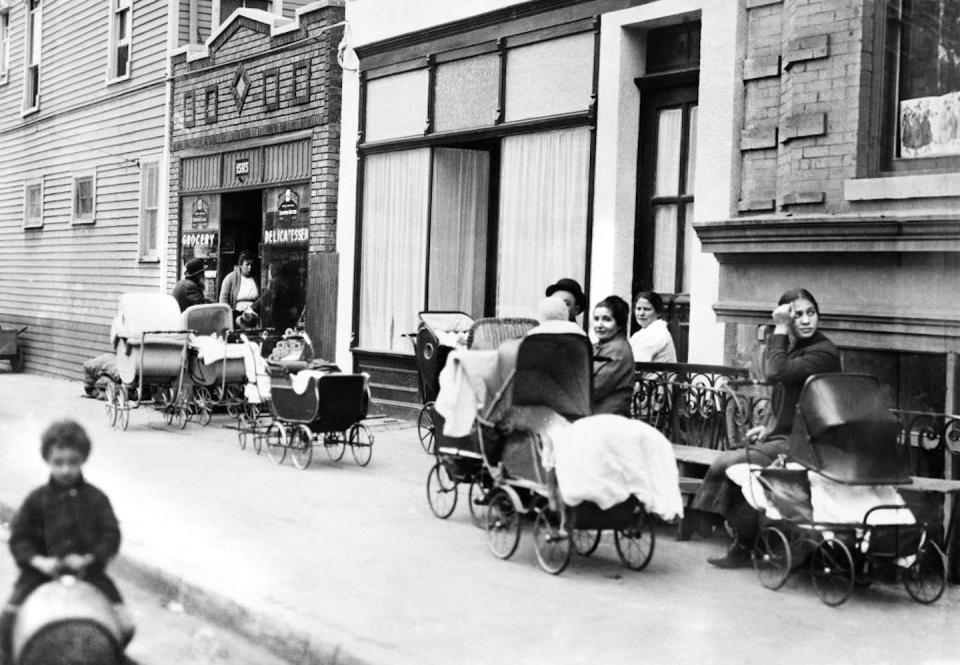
[{"left": 2, "top": 372, "right": 960, "bottom": 665}]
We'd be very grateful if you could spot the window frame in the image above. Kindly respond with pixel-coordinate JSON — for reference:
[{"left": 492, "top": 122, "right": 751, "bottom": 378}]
[
  {"left": 138, "top": 160, "right": 161, "bottom": 262},
  {"left": 71, "top": 172, "right": 97, "bottom": 225},
  {"left": 107, "top": 0, "right": 132, "bottom": 83},
  {"left": 22, "top": 0, "right": 41, "bottom": 115},
  {"left": 874, "top": 0, "right": 960, "bottom": 174},
  {"left": 216, "top": 0, "right": 275, "bottom": 26},
  {"left": 23, "top": 179, "right": 43, "bottom": 229},
  {"left": 0, "top": 9, "right": 10, "bottom": 86}
]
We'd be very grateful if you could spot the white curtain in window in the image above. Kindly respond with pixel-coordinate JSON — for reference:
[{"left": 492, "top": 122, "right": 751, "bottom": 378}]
[
  {"left": 359, "top": 149, "right": 430, "bottom": 352},
  {"left": 429, "top": 148, "right": 489, "bottom": 317},
  {"left": 654, "top": 108, "right": 682, "bottom": 197},
  {"left": 497, "top": 126, "right": 590, "bottom": 318}
]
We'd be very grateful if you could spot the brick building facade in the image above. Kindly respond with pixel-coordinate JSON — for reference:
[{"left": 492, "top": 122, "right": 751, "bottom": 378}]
[
  {"left": 169, "top": 2, "right": 344, "bottom": 358},
  {"left": 697, "top": 0, "right": 960, "bottom": 413}
]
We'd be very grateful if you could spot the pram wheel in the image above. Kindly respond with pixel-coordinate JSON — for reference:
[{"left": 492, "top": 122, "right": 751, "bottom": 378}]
[
  {"left": 175, "top": 405, "right": 189, "bottom": 430},
  {"left": 418, "top": 403, "right": 435, "bottom": 454},
  {"left": 533, "top": 510, "right": 572, "bottom": 575},
  {"left": 486, "top": 488, "right": 521, "bottom": 560},
  {"left": 903, "top": 539, "right": 946, "bottom": 604},
  {"left": 266, "top": 423, "right": 287, "bottom": 465},
  {"left": 426, "top": 463, "right": 458, "bottom": 518},
  {"left": 614, "top": 509, "right": 655, "bottom": 571},
  {"left": 810, "top": 537, "right": 854, "bottom": 606},
  {"left": 115, "top": 387, "right": 130, "bottom": 431},
  {"left": 324, "top": 432, "right": 346, "bottom": 461},
  {"left": 754, "top": 526, "right": 791, "bottom": 590},
  {"left": 349, "top": 423, "right": 374, "bottom": 466},
  {"left": 193, "top": 386, "right": 213, "bottom": 426},
  {"left": 290, "top": 424, "right": 314, "bottom": 470},
  {"left": 104, "top": 381, "right": 118, "bottom": 427},
  {"left": 572, "top": 530, "right": 602, "bottom": 556},
  {"left": 467, "top": 479, "right": 490, "bottom": 529}
]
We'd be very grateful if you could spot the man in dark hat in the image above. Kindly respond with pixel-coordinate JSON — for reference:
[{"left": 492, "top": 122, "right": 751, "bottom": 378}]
[
  {"left": 544, "top": 277, "right": 586, "bottom": 322},
  {"left": 172, "top": 258, "right": 208, "bottom": 312}
]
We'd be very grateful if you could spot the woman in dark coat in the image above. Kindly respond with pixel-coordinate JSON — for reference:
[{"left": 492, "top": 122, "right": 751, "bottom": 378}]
[
  {"left": 591, "top": 295, "right": 635, "bottom": 417},
  {"left": 692, "top": 288, "right": 841, "bottom": 568}
]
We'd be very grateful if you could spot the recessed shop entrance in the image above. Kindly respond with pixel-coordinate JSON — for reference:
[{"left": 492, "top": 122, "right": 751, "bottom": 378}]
[{"left": 219, "top": 189, "right": 264, "bottom": 286}]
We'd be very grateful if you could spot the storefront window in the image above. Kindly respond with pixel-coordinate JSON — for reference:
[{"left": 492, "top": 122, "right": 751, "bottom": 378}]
[
  {"left": 359, "top": 149, "right": 430, "bottom": 352},
  {"left": 364, "top": 69, "right": 429, "bottom": 142},
  {"left": 890, "top": 0, "right": 960, "bottom": 160},
  {"left": 434, "top": 54, "right": 499, "bottom": 132},
  {"left": 496, "top": 126, "right": 590, "bottom": 316},
  {"left": 504, "top": 32, "right": 594, "bottom": 122}
]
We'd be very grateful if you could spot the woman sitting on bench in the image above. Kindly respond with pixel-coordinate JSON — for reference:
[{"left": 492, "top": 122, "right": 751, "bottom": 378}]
[{"left": 691, "top": 288, "right": 841, "bottom": 568}]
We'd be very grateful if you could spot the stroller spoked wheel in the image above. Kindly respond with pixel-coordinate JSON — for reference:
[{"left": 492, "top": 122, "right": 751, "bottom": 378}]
[
  {"left": 104, "top": 381, "right": 118, "bottom": 427},
  {"left": 426, "top": 462, "right": 458, "bottom": 518},
  {"left": 903, "top": 539, "right": 946, "bottom": 604},
  {"left": 116, "top": 387, "right": 130, "bottom": 431},
  {"left": 253, "top": 426, "right": 265, "bottom": 455},
  {"left": 486, "top": 488, "right": 522, "bottom": 560},
  {"left": 175, "top": 405, "right": 189, "bottom": 430},
  {"left": 810, "top": 537, "right": 855, "bottom": 606},
  {"left": 467, "top": 479, "right": 490, "bottom": 529},
  {"left": 614, "top": 509, "right": 656, "bottom": 571},
  {"left": 193, "top": 386, "right": 213, "bottom": 427},
  {"left": 324, "top": 432, "right": 346, "bottom": 461},
  {"left": 290, "top": 424, "right": 314, "bottom": 470},
  {"left": 572, "top": 529, "right": 602, "bottom": 557},
  {"left": 418, "top": 403, "right": 436, "bottom": 454},
  {"left": 265, "top": 423, "right": 287, "bottom": 465},
  {"left": 533, "top": 510, "right": 572, "bottom": 575},
  {"left": 350, "top": 424, "right": 374, "bottom": 467},
  {"left": 754, "top": 526, "right": 791, "bottom": 590}
]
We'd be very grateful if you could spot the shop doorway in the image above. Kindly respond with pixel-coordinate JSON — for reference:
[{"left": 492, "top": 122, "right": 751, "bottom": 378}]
[{"left": 219, "top": 189, "right": 264, "bottom": 293}]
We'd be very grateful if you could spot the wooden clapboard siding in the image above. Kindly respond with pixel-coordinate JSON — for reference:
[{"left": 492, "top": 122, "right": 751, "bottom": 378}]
[{"left": 0, "top": 1, "right": 171, "bottom": 380}]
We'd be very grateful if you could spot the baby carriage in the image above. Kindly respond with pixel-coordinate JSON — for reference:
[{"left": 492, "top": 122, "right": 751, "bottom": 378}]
[
  {"left": 235, "top": 328, "right": 316, "bottom": 453},
  {"left": 425, "top": 316, "right": 538, "bottom": 525},
  {"left": 741, "top": 373, "right": 946, "bottom": 606},
  {"left": 108, "top": 293, "right": 192, "bottom": 430},
  {"left": 182, "top": 303, "right": 250, "bottom": 425},
  {"left": 409, "top": 311, "right": 474, "bottom": 453},
  {"left": 262, "top": 361, "right": 372, "bottom": 469},
  {"left": 477, "top": 333, "right": 667, "bottom": 575}
]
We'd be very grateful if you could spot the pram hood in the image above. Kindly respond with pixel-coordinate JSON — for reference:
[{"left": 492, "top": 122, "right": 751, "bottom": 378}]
[
  {"left": 787, "top": 373, "right": 911, "bottom": 485},
  {"left": 110, "top": 293, "right": 182, "bottom": 345},
  {"left": 183, "top": 303, "right": 233, "bottom": 336},
  {"left": 417, "top": 311, "right": 475, "bottom": 336},
  {"left": 513, "top": 333, "right": 592, "bottom": 420}
]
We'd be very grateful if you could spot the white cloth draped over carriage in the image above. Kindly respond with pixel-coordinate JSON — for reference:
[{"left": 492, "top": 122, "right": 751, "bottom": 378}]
[{"left": 433, "top": 334, "right": 684, "bottom": 522}]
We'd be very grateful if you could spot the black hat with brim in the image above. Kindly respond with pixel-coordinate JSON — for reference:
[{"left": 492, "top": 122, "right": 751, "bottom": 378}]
[
  {"left": 545, "top": 278, "right": 586, "bottom": 313},
  {"left": 185, "top": 258, "right": 206, "bottom": 278}
]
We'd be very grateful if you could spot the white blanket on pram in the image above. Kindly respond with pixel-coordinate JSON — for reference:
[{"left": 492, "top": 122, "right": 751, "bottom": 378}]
[
  {"left": 535, "top": 412, "right": 684, "bottom": 521},
  {"left": 189, "top": 334, "right": 252, "bottom": 364},
  {"left": 434, "top": 349, "right": 501, "bottom": 437},
  {"left": 727, "top": 463, "right": 915, "bottom": 525}
]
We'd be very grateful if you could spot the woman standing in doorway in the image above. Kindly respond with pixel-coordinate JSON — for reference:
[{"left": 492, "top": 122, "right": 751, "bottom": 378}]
[{"left": 219, "top": 252, "right": 259, "bottom": 325}]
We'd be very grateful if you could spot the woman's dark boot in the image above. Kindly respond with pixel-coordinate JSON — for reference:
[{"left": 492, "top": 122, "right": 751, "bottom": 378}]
[{"left": 707, "top": 540, "right": 753, "bottom": 569}]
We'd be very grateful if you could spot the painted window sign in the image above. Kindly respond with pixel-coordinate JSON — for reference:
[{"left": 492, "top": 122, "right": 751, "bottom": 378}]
[
  {"left": 182, "top": 231, "right": 219, "bottom": 258},
  {"left": 264, "top": 227, "right": 309, "bottom": 244},
  {"left": 264, "top": 188, "right": 308, "bottom": 245},
  {"left": 278, "top": 188, "right": 299, "bottom": 216},
  {"left": 192, "top": 198, "right": 209, "bottom": 227}
]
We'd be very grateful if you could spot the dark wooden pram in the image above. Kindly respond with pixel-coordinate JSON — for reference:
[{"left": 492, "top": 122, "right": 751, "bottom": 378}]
[
  {"left": 424, "top": 316, "right": 538, "bottom": 525},
  {"left": 477, "top": 333, "right": 657, "bottom": 575},
  {"left": 260, "top": 362, "right": 372, "bottom": 470},
  {"left": 747, "top": 374, "right": 946, "bottom": 605}
]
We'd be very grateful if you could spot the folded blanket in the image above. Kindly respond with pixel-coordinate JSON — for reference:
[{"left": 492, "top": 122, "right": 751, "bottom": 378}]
[
  {"left": 727, "top": 462, "right": 914, "bottom": 525},
  {"left": 189, "top": 334, "right": 251, "bottom": 364}
]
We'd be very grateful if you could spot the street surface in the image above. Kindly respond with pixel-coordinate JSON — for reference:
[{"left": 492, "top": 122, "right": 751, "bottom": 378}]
[{"left": 1, "top": 372, "right": 960, "bottom": 665}]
